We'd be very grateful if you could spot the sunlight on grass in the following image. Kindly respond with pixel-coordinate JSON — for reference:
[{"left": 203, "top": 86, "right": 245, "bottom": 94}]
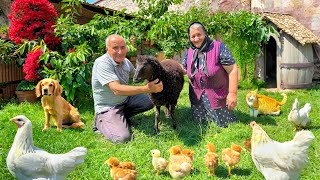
[{"left": 1, "top": 81, "right": 320, "bottom": 179}]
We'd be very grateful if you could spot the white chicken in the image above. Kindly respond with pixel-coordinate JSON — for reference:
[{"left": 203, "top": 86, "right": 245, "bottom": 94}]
[
  {"left": 250, "top": 121, "right": 314, "bottom": 180},
  {"left": 6, "top": 115, "right": 87, "bottom": 180},
  {"left": 288, "top": 98, "right": 311, "bottom": 130}
]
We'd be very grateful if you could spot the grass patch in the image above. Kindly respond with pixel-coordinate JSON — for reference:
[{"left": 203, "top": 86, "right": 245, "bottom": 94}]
[{"left": 1, "top": 79, "right": 320, "bottom": 179}]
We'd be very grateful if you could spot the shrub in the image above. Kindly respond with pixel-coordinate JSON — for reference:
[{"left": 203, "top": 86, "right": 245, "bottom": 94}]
[{"left": 8, "top": 0, "right": 60, "bottom": 50}]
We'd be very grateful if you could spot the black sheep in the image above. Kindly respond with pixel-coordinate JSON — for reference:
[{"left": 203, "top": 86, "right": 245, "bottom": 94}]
[{"left": 133, "top": 55, "right": 184, "bottom": 132}]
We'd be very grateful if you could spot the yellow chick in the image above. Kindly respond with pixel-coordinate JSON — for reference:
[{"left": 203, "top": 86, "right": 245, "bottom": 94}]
[
  {"left": 204, "top": 142, "right": 219, "bottom": 176},
  {"left": 104, "top": 157, "right": 137, "bottom": 180},
  {"left": 151, "top": 149, "right": 168, "bottom": 176},
  {"left": 222, "top": 143, "right": 242, "bottom": 176}
]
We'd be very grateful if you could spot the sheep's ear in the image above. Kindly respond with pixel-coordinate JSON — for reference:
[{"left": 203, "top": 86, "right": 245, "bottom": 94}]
[
  {"left": 53, "top": 80, "right": 62, "bottom": 96},
  {"left": 35, "top": 80, "right": 43, "bottom": 97}
]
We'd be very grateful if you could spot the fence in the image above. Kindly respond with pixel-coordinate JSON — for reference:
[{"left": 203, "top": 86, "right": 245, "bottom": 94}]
[{"left": 0, "top": 61, "right": 24, "bottom": 100}]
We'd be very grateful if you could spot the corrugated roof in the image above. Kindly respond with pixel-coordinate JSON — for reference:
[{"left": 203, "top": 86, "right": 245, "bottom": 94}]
[{"left": 263, "top": 12, "right": 320, "bottom": 45}]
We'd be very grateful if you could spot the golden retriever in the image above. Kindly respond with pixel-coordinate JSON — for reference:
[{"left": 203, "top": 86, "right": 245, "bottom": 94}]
[{"left": 35, "top": 78, "right": 84, "bottom": 131}]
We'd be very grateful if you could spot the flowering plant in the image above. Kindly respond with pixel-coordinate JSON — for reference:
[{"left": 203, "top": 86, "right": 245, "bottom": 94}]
[
  {"left": 8, "top": 0, "right": 60, "bottom": 50},
  {"left": 23, "top": 48, "right": 43, "bottom": 81}
]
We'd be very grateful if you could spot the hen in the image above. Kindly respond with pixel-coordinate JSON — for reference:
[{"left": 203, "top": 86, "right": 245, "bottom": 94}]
[
  {"left": 221, "top": 143, "right": 242, "bottom": 176},
  {"left": 204, "top": 142, "right": 219, "bottom": 176},
  {"left": 168, "top": 145, "right": 193, "bottom": 179},
  {"left": 6, "top": 115, "right": 87, "bottom": 180},
  {"left": 151, "top": 149, "right": 168, "bottom": 176},
  {"left": 250, "top": 121, "right": 314, "bottom": 180},
  {"left": 105, "top": 157, "right": 137, "bottom": 180},
  {"left": 288, "top": 98, "right": 311, "bottom": 130}
]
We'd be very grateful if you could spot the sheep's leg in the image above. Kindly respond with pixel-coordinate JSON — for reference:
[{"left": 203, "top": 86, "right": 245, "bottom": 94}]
[
  {"left": 164, "top": 104, "right": 171, "bottom": 118},
  {"left": 154, "top": 106, "right": 161, "bottom": 133},
  {"left": 171, "top": 105, "right": 177, "bottom": 129}
]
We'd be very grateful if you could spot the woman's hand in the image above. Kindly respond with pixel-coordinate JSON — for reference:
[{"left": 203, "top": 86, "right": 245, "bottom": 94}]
[{"left": 226, "top": 92, "right": 237, "bottom": 110}]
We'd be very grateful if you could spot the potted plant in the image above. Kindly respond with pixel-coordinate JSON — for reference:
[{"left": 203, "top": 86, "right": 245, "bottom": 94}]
[{"left": 15, "top": 80, "right": 38, "bottom": 103}]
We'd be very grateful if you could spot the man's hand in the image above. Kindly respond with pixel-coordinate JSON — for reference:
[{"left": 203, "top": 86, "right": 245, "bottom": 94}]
[{"left": 147, "top": 78, "right": 163, "bottom": 93}]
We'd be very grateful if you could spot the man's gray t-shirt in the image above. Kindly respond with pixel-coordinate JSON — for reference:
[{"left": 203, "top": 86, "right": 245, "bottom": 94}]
[{"left": 92, "top": 53, "right": 135, "bottom": 114}]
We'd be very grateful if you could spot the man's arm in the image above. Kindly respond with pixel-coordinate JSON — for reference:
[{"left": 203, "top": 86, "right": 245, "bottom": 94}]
[{"left": 108, "top": 79, "right": 163, "bottom": 96}]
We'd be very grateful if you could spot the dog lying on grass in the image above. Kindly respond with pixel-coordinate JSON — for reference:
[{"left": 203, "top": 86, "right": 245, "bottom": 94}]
[{"left": 35, "top": 78, "right": 84, "bottom": 131}]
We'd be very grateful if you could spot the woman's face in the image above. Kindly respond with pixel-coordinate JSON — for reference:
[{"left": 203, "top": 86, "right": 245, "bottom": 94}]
[{"left": 189, "top": 27, "right": 206, "bottom": 48}]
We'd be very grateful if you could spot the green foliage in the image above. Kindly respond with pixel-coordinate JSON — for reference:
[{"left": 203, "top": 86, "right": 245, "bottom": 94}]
[
  {"left": 0, "top": 39, "right": 20, "bottom": 64},
  {"left": 15, "top": 80, "right": 37, "bottom": 91}
]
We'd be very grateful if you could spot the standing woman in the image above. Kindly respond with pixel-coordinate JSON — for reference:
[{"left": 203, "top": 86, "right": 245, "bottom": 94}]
[{"left": 182, "top": 22, "right": 239, "bottom": 127}]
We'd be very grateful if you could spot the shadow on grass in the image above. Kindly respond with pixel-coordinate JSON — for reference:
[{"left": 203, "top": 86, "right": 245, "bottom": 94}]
[
  {"left": 234, "top": 109, "right": 278, "bottom": 126},
  {"left": 214, "top": 165, "right": 252, "bottom": 178},
  {"left": 131, "top": 105, "right": 208, "bottom": 146}
]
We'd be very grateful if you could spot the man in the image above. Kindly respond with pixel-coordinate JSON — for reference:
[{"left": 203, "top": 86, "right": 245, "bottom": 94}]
[{"left": 92, "top": 34, "right": 163, "bottom": 143}]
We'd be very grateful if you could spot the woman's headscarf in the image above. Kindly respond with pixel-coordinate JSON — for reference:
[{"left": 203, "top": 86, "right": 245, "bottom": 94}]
[{"left": 188, "top": 22, "right": 213, "bottom": 77}]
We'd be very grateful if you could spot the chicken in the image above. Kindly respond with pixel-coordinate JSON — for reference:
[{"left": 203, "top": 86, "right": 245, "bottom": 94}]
[
  {"left": 168, "top": 145, "right": 193, "bottom": 179},
  {"left": 119, "top": 161, "right": 136, "bottom": 170},
  {"left": 151, "top": 149, "right": 168, "bottom": 176},
  {"left": 105, "top": 157, "right": 137, "bottom": 180},
  {"left": 288, "top": 98, "right": 311, "bottom": 130},
  {"left": 243, "top": 138, "right": 252, "bottom": 152},
  {"left": 221, "top": 143, "right": 242, "bottom": 176},
  {"left": 6, "top": 115, "right": 87, "bottom": 180},
  {"left": 204, "top": 142, "right": 219, "bottom": 176},
  {"left": 250, "top": 121, "right": 315, "bottom": 180}
]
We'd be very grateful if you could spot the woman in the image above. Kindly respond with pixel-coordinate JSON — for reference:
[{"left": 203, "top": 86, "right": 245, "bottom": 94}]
[{"left": 182, "top": 22, "right": 239, "bottom": 127}]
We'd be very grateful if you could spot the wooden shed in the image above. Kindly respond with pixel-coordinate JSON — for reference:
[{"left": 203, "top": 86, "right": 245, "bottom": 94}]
[{"left": 255, "top": 12, "right": 320, "bottom": 89}]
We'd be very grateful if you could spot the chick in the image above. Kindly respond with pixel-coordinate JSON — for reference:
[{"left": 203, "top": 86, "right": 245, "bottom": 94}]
[
  {"left": 105, "top": 157, "right": 137, "bottom": 180},
  {"left": 168, "top": 145, "right": 193, "bottom": 179},
  {"left": 204, "top": 142, "right": 219, "bottom": 176},
  {"left": 182, "top": 149, "right": 195, "bottom": 161},
  {"left": 243, "top": 138, "right": 252, "bottom": 152},
  {"left": 151, "top": 149, "right": 168, "bottom": 176},
  {"left": 119, "top": 161, "right": 136, "bottom": 170},
  {"left": 222, "top": 143, "right": 242, "bottom": 176}
]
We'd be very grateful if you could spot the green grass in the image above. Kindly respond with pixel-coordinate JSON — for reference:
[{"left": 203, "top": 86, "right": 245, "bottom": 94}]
[{"left": 1, "top": 78, "right": 320, "bottom": 180}]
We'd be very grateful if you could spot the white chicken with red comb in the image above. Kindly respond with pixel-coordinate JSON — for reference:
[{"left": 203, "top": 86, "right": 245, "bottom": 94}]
[
  {"left": 250, "top": 121, "right": 314, "bottom": 180},
  {"left": 6, "top": 115, "right": 87, "bottom": 180}
]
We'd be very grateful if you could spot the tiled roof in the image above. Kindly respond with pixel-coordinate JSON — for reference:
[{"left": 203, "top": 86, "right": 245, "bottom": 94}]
[{"left": 263, "top": 12, "right": 320, "bottom": 45}]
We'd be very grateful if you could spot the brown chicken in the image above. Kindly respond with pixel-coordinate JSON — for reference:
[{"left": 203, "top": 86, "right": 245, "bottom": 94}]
[
  {"left": 204, "top": 142, "right": 219, "bottom": 176},
  {"left": 104, "top": 157, "right": 137, "bottom": 180},
  {"left": 168, "top": 145, "right": 193, "bottom": 179},
  {"left": 222, "top": 143, "right": 242, "bottom": 176},
  {"left": 243, "top": 138, "right": 252, "bottom": 152},
  {"left": 119, "top": 162, "right": 136, "bottom": 170}
]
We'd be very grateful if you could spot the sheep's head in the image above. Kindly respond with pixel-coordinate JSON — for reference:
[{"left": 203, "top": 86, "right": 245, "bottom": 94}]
[{"left": 133, "top": 55, "right": 157, "bottom": 83}]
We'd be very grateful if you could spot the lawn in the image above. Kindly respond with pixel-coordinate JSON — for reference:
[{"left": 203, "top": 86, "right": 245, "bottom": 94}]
[{"left": 0, "top": 77, "right": 319, "bottom": 180}]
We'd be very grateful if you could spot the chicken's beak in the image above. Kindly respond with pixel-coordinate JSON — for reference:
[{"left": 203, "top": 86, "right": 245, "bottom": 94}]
[
  {"left": 10, "top": 118, "right": 23, "bottom": 128},
  {"left": 250, "top": 121, "right": 256, "bottom": 128}
]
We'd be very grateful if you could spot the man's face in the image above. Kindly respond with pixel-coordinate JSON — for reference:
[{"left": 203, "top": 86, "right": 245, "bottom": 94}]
[{"left": 107, "top": 36, "right": 127, "bottom": 64}]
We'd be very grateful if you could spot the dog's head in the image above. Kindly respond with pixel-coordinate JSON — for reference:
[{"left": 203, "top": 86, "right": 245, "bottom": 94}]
[{"left": 35, "top": 78, "right": 62, "bottom": 97}]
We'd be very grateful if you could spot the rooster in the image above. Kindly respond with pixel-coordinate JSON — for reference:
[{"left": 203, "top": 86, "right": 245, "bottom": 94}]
[
  {"left": 250, "top": 121, "right": 314, "bottom": 180},
  {"left": 6, "top": 115, "right": 87, "bottom": 180},
  {"left": 288, "top": 98, "right": 311, "bottom": 130}
]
